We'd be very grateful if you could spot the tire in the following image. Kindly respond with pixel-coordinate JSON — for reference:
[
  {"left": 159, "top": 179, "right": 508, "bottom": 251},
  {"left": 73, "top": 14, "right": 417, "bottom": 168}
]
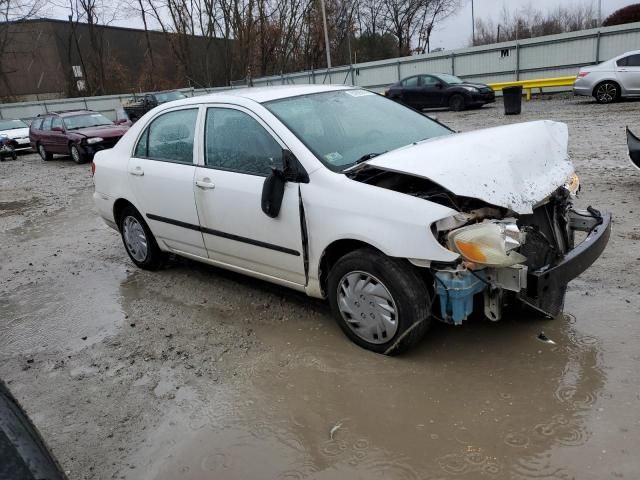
[
  {"left": 37, "top": 143, "right": 53, "bottom": 161},
  {"left": 594, "top": 81, "right": 620, "bottom": 104},
  {"left": 448, "top": 94, "right": 466, "bottom": 111},
  {"left": 70, "top": 144, "right": 87, "bottom": 164},
  {"left": 0, "top": 379, "right": 68, "bottom": 480},
  {"left": 327, "top": 248, "right": 431, "bottom": 355},
  {"left": 118, "top": 205, "right": 165, "bottom": 270}
]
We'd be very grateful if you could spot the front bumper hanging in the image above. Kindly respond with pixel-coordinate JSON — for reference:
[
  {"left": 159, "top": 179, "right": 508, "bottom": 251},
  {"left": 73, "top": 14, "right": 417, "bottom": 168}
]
[{"left": 520, "top": 208, "right": 611, "bottom": 316}]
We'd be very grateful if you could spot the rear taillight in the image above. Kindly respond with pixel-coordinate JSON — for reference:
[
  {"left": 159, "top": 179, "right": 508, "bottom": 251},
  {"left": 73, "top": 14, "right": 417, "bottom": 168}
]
[
  {"left": 577, "top": 72, "right": 589, "bottom": 78},
  {"left": 91, "top": 161, "right": 96, "bottom": 176}
]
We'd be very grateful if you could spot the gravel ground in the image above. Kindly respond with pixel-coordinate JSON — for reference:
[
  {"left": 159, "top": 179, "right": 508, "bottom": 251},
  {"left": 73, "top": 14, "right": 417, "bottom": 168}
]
[{"left": 1, "top": 95, "right": 639, "bottom": 480}]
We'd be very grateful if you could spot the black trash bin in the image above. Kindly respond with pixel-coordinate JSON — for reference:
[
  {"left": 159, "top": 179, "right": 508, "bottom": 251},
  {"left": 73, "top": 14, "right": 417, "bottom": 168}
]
[{"left": 503, "top": 86, "right": 523, "bottom": 115}]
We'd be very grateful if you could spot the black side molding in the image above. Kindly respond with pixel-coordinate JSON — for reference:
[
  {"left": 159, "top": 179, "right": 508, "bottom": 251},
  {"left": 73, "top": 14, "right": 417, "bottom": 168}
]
[{"left": 146, "top": 213, "right": 300, "bottom": 257}]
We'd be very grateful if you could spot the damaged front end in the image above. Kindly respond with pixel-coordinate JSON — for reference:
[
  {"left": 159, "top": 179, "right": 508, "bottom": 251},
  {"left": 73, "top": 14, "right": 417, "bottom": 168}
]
[
  {"left": 431, "top": 185, "right": 611, "bottom": 323},
  {"left": 348, "top": 165, "right": 610, "bottom": 324}
]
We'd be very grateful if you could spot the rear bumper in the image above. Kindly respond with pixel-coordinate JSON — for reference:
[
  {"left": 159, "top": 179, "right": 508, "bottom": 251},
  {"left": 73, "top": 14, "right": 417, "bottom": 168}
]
[{"left": 524, "top": 209, "right": 611, "bottom": 315}]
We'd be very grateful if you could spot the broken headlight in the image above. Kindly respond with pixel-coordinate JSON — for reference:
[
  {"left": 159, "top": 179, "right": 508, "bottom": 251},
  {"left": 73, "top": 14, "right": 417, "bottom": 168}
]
[
  {"left": 564, "top": 172, "right": 580, "bottom": 196},
  {"left": 447, "top": 221, "right": 526, "bottom": 267}
]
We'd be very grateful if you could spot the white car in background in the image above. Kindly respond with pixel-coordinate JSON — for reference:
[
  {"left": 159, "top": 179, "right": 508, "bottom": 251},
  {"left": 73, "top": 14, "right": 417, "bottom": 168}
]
[
  {"left": 0, "top": 119, "right": 32, "bottom": 151},
  {"left": 574, "top": 50, "right": 640, "bottom": 103},
  {"left": 92, "top": 85, "right": 610, "bottom": 355}
]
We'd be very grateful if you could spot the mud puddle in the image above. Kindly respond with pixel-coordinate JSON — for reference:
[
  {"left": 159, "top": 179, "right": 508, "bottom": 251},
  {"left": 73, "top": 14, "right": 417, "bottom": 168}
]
[{"left": 129, "top": 287, "right": 638, "bottom": 480}]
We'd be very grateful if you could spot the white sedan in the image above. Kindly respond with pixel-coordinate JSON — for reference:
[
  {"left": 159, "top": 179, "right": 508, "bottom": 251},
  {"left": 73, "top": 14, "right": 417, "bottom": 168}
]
[{"left": 93, "top": 85, "right": 610, "bottom": 354}]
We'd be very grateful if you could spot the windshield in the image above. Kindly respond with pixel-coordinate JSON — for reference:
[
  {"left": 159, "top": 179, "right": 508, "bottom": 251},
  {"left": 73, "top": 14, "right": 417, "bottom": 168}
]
[
  {"left": 0, "top": 119, "right": 28, "bottom": 130},
  {"left": 435, "top": 74, "right": 464, "bottom": 84},
  {"left": 155, "top": 91, "right": 187, "bottom": 104},
  {"left": 264, "top": 90, "right": 452, "bottom": 171},
  {"left": 64, "top": 113, "right": 114, "bottom": 130}
]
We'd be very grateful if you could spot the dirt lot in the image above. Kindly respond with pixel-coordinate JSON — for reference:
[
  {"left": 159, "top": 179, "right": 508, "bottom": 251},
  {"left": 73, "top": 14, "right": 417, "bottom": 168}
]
[{"left": 1, "top": 96, "right": 639, "bottom": 480}]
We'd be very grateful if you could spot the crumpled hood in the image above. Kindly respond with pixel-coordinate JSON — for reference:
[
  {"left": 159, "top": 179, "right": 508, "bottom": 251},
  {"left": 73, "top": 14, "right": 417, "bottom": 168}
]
[
  {"left": 74, "top": 125, "right": 128, "bottom": 138},
  {"left": 366, "top": 120, "right": 573, "bottom": 214}
]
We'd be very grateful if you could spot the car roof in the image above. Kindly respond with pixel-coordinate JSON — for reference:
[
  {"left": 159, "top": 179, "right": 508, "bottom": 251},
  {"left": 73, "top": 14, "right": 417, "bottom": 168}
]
[
  {"left": 170, "top": 84, "right": 355, "bottom": 106},
  {"left": 40, "top": 110, "right": 98, "bottom": 117}
]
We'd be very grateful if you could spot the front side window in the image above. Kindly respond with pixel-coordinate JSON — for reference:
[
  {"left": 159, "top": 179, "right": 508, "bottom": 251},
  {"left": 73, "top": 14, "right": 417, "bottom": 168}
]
[
  {"left": 205, "top": 108, "right": 282, "bottom": 176},
  {"left": 421, "top": 75, "right": 440, "bottom": 85},
  {"left": 435, "top": 73, "right": 464, "bottom": 84},
  {"left": 134, "top": 108, "right": 198, "bottom": 164},
  {"left": 265, "top": 89, "right": 451, "bottom": 171}
]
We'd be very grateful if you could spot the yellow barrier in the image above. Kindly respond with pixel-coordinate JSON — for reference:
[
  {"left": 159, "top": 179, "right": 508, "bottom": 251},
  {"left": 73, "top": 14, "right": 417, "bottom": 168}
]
[{"left": 488, "top": 76, "right": 576, "bottom": 101}]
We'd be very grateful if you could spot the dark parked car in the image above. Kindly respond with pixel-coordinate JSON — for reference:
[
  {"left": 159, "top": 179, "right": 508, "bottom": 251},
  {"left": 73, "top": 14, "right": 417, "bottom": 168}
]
[
  {"left": 29, "top": 110, "right": 129, "bottom": 164},
  {"left": 123, "top": 90, "right": 187, "bottom": 122},
  {"left": 385, "top": 73, "right": 495, "bottom": 111}
]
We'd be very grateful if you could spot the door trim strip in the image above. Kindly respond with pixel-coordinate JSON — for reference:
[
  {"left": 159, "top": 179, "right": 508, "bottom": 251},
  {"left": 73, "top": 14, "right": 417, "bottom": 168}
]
[{"left": 146, "top": 213, "right": 301, "bottom": 257}]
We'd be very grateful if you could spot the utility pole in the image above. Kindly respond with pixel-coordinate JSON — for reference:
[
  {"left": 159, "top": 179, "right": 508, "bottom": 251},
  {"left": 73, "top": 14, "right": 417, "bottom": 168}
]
[
  {"left": 471, "top": 0, "right": 475, "bottom": 46},
  {"left": 597, "top": 0, "right": 602, "bottom": 26},
  {"left": 319, "top": 0, "right": 332, "bottom": 69}
]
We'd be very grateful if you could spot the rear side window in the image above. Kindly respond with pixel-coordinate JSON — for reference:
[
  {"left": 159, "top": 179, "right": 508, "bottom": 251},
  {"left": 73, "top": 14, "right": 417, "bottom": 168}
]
[
  {"left": 402, "top": 77, "right": 419, "bottom": 87},
  {"left": 626, "top": 54, "right": 640, "bottom": 67},
  {"left": 617, "top": 57, "right": 628, "bottom": 67},
  {"left": 52, "top": 117, "right": 63, "bottom": 130},
  {"left": 204, "top": 108, "right": 282, "bottom": 176},
  {"left": 134, "top": 108, "right": 198, "bottom": 164},
  {"left": 32, "top": 118, "right": 44, "bottom": 130},
  {"left": 41, "top": 117, "right": 53, "bottom": 130}
]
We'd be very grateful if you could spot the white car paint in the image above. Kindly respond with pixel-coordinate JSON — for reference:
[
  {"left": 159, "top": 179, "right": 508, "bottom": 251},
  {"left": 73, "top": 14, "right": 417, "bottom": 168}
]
[
  {"left": 0, "top": 121, "right": 31, "bottom": 150},
  {"left": 93, "top": 85, "right": 570, "bottom": 300},
  {"left": 367, "top": 120, "right": 573, "bottom": 214}
]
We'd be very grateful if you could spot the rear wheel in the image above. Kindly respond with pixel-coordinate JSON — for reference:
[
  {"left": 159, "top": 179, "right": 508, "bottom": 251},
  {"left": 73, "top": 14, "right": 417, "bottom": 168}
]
[
  {"left": 449, "top": 94, "right": 466, "bottom": 111},
  {"left": 38, "top": 143, "right": 53, "bottom": 161},
  {"left": 327, "top": 248, "right": 431, "bottom": 355},
  {"left": 118, "top": 206, "right": 165, "bottom": 270},
  {"left": 594, "top": 81, "right": 620, "bottom": 104}
]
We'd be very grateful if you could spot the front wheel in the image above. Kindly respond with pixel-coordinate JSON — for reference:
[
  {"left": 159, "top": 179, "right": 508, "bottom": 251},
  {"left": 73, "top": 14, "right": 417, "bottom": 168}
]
[
  {"left": 448, "top": 94, "right": 466, "bottom": 111},
  {"left": 70, "top": 144, "right": 87, "bottom": 164},
  {"left": 119, "top": 206, "right": 165, "bottom": 270},
  {"left": 327, "top": 248, "right": 431, "bottom": 355}
]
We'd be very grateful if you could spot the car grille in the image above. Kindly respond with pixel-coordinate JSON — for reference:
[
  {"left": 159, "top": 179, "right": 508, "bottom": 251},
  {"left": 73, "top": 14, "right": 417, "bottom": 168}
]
[{"left": 98, "top": 137, "right": 121, "bottom": 149}]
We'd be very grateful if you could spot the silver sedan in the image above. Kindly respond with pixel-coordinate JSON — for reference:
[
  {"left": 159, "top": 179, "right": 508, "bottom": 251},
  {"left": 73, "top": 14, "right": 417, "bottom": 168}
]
[{"left": 574, "top": 50, "right": 640, "bottom": 103}]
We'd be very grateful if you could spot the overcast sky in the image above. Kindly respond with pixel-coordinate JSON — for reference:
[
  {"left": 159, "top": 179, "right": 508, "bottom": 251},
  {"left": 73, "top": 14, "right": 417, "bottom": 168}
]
[{"left": 430, "top": 0, "right": 636, "bottom": 50}]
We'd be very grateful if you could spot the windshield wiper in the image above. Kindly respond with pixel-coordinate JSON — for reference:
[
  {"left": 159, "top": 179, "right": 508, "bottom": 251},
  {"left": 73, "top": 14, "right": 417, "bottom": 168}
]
[{"left": 354, "top": 152, "right": 385, "bottom": 165}]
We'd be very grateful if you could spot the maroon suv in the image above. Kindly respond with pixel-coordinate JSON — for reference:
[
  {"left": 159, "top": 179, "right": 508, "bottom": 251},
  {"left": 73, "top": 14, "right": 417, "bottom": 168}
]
[{"left": 29, "top": 110, "right": 129, "bottom": 164}]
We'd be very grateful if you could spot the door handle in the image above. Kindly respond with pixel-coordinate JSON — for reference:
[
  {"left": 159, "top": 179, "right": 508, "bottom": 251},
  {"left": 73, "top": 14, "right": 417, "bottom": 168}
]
[
  {"left": 128, "top": 166, "right": 144, "bottom": 176},
  {"left": 195, "top": 179, "right": 215, "bottom": 189}
]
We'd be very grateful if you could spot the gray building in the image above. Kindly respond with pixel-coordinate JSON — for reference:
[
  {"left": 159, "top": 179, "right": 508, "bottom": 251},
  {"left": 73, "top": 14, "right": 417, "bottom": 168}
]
[{"left": 0, "top": 19, "right": 233, "bottom": 102}]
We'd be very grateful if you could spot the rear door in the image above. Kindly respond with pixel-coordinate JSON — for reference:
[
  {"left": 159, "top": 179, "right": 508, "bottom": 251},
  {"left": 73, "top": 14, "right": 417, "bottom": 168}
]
[
  {"left": 616, "top": 54, "right": 640, "bottom": 94},
  {"left": 193, "top": 105, "right": 305, "bottom": 286},
  {"left": 127, "top": 106, "right": 207, "bottom": 257},
  {"left": 38, "top": 116, "right": 53, "bottom": 149}
]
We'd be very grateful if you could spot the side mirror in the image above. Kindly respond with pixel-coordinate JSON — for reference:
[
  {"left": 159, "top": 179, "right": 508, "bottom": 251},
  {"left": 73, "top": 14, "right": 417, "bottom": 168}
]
[
  {"left": 261, "top": 149, "right": 307, "bottom": 218},
  {"left": 436, "top": 82, "right": 444, "bottom": 89}
]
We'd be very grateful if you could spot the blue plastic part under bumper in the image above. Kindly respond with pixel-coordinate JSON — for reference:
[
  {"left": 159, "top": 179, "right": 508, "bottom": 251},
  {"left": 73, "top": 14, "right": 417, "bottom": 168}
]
[{"left": 435, "top": 269, "right": 487, "bottom": 325}]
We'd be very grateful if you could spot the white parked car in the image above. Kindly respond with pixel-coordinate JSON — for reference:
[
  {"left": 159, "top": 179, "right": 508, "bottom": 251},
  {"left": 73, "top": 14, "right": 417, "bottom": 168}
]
[
  {"left": 93, "top": 85, "right": 610, "bottom": 354},
  {"left": 574, "top": 50, "right": 640, "bottom": 103},
  {"left": 0, "top": 119, "right": 32, "bottom": 151}
]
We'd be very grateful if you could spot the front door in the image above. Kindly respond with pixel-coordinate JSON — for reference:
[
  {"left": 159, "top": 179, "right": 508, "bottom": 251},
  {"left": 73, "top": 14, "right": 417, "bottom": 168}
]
[
  {"left": 194, "top": 106, "right": 306, "bottom": 286},
  {"left": 616, "top": 53, "right": 640, "bottom": 94},
  {"left": 127, "top": 106, "right": 207, "bottom": 257},
  {"left": 419, "top": 75, "right": 445, "bottom": 107}
]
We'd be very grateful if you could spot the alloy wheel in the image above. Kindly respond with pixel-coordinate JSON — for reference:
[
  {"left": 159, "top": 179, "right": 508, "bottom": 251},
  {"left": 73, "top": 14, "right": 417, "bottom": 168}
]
[
  {"left": 71, "top": 145, "right": 81, "bottom": 163},
  {"left": 122, "top": 216, "right": 148, "bottom": 262},
  {"left": 336, "top": 271, "right": 398, "bottom": 344},
  {"left": 596, "top": 83, "right": 617, "bottom": 103}
]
